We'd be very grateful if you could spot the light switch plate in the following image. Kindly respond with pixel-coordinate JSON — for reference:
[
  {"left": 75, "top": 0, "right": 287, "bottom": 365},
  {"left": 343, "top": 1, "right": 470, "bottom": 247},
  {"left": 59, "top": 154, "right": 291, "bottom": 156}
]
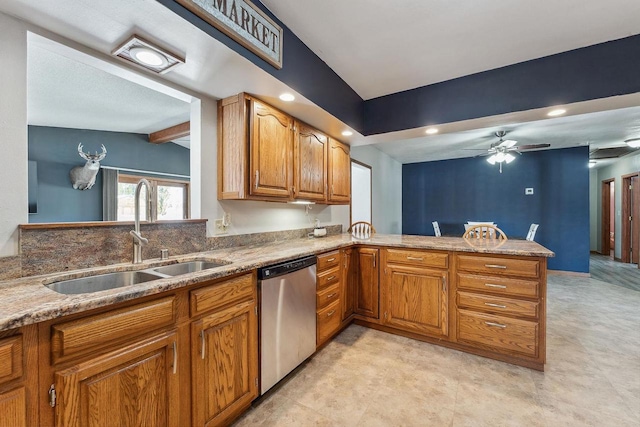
[{"left": 525, "top": 188, "right": 534, "bottom": 195}]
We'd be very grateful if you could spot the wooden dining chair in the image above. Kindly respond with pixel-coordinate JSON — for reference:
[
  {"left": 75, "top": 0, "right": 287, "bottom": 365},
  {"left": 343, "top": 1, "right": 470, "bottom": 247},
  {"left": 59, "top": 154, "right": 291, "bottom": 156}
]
[
  {"left": 526, "top": 224, "right": 539, "bottom": 241},
  {"left": 462, "top": 223, "right": 507, "bottom": 241},
  {"left": 348, "top": 221, "right": 376, "bottom": 239}
]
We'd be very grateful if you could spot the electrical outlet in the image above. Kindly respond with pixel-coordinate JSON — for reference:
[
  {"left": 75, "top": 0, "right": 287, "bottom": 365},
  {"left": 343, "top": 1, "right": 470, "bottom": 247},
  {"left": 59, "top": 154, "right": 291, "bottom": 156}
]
[
  {"left": 525, "top": 188, "right": 534, "bottom": 195},
  {"left": 214, "top": 219, "right": 227, "bottom": 235}
]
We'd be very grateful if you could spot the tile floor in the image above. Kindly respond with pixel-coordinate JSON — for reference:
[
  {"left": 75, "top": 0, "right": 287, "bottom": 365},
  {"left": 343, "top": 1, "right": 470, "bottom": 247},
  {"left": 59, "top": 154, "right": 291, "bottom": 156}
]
[{"left": 234, "top": 273, "right": 640, "bottom": 426}]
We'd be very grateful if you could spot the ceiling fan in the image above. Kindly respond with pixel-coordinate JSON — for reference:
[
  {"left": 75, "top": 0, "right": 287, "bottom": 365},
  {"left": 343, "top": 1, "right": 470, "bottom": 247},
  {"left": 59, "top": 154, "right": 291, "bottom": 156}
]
[{"left": 482, "top": 131, "right": 550, "bottom": 173}]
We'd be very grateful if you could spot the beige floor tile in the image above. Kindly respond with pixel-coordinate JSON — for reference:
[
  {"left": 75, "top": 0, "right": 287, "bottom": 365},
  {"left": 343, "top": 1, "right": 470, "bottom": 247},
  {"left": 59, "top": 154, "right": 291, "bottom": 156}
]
[{"left": 262, "top": 398, "right": 336, "bottom": 427}]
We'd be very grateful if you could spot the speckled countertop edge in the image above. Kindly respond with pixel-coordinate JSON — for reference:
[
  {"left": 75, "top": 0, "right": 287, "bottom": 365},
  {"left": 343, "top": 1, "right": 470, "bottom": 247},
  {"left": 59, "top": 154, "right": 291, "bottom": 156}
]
[{"left": 0, "top": 234, "right": 554, "bottom": 332}]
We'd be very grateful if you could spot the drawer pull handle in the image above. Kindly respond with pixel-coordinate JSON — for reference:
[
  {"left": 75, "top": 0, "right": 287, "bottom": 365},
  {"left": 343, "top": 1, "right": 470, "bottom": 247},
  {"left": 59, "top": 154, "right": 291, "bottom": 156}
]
[
  {"left": 485, "top": 283, "right": 507, "bottom": 289},
  {"left": 327, "top": 293, "right": 337, "bottom": 299},
  {"left": 485, "top": 264, "right": 507, "bottom": 269},
  {"left": 326, "top": 275, "right": 336, "bottom": 281},
  {"left": 485, "top": 321, "right": 507, "bottom": 328},
  {"left": 172, "top": 341, "right": 178, "bottom": 374},
  {"left": 407, "top": 256, "right": 424, "bottom": 261},
  {"left": 327, "top": 310, "right": 336, "bottom": 317},
  {"left": 484, "top": 303, "right": 507, "bottom": 309},
  {"left": 326, "top": 258, "right": 336, "bottom": 262}
]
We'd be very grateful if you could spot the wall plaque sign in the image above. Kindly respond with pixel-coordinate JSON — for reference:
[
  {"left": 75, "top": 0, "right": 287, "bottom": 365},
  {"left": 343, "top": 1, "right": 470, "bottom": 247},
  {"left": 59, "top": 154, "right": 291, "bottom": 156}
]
[{"left": 177, "top": 0, "right": 283, "bottom": 69}]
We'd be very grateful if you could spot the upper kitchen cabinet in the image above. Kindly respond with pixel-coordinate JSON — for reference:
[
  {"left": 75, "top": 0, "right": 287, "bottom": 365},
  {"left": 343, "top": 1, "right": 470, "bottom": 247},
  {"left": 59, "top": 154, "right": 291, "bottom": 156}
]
[
  {"left": 218, "top": 93, "right": 294, "bottom": 201},
  {"left": 218, "top": 93, "right": 350, "bottom": 204},
  {"left": 294, "top": 121, "right": 327, "bottom": 201},
  {"left": 327, "top": 138, "right": 351, "bottom": 204}
]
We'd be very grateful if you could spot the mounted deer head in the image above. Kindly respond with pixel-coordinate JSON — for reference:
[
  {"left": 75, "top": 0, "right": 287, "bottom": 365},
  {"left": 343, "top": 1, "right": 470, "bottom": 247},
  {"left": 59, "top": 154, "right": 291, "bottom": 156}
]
[{"left": 69, "top": 143, "right": 107, "bottom": 190}]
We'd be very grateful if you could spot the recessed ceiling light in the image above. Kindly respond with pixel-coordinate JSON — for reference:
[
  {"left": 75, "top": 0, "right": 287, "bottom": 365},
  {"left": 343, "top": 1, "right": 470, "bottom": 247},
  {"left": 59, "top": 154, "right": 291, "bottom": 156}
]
[
  {"left": 112, "top": 34, "right": 184, "bottom": 74},
  {"left": 279, "top": 93, "right": 295, "bottom": 102},
  {"left": 547, "top": 108, "right": 566, "bottom": 117},
  {"left": 425, "top": 128, "right": 438, "bottom": 135},
  {"left": 341, "top": 130, "right": 353, "bottom": 136},
  {"left": 625, "top": 138, "right": 640, "bottom": 148},
  {"left": 588, "top": 160, "right": 597, "bottom": 168},
  {"left": 130, "top": 47, "right": 167, "bottom": 67}
]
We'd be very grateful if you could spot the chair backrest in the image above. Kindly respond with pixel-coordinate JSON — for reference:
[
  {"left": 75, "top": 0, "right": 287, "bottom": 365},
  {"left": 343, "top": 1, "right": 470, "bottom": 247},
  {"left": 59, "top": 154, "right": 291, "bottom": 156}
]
[
  {"left": 526, "top": 223, "right": 539, "bottom": 241},
  {"left": 462, "top": 223, "right": 507, "bottom": 241},
  {"left": 348, "top": 221, "right": 376, "bottom": 239},
  {"left": 432, "top": 221, "right": 441, "bottom": 237}
]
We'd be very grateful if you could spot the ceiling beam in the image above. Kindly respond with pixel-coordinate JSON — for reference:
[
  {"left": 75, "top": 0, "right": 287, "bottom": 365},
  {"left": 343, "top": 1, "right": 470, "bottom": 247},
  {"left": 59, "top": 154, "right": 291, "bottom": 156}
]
[{"left": 149, "top": 121, "right": 190, "bottom": 144}]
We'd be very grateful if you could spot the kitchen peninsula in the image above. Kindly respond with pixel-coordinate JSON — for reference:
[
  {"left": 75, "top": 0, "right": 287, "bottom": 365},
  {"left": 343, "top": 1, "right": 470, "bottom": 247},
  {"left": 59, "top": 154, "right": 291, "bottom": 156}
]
[{"left": 0, "top": 233, "right": 553, "bottom": 426}]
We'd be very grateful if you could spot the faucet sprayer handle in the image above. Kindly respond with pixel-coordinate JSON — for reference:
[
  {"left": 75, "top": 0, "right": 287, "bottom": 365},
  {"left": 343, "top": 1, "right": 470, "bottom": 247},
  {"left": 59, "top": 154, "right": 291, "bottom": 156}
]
[{"left": 130, "top": 230, "right": 149, "bottom": 246}]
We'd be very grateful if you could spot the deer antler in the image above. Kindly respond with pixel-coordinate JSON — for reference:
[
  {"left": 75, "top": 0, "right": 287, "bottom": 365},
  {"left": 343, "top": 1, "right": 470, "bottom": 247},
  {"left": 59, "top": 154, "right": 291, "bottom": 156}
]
[
  {"left": 96, "top": 144, "right": 107, "bottom": 161},
  {"left": 77, "top": 143, "right": 91, "bottom": 161}
]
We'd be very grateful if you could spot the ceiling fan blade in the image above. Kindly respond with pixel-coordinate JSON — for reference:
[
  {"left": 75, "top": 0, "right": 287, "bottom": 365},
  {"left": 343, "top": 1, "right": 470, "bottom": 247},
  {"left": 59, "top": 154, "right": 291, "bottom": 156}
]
[
  {"left": 498, "top": 139, "right": 517, "bottom": 148},
  {"left": 515, "top": 143, "right": 551, "bottom": 150}
]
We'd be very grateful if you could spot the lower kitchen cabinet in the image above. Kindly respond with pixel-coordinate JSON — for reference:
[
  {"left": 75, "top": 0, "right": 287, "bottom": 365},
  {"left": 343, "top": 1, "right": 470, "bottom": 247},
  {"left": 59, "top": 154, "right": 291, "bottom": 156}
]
[
  {"left": 354, "top": 247, "right": 379, "bottom": 319},
  {"left": 341, "top": 248, "right": 355, "bottom": 320},
  {"left": 191, "top": 298, "right": 258, "bottom": 427},
  {"left": 53, "top": 331, "right": 182, "bottom": 427},
  {"left": 381, "top": 264, "right": 448, "bottom": 338}
]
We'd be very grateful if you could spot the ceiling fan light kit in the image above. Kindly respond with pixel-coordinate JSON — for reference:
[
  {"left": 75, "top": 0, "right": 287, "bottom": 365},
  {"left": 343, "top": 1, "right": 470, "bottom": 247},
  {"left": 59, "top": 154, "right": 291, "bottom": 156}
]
[{"left": 483, "top": 131, "right": 550, "bottom": 173}]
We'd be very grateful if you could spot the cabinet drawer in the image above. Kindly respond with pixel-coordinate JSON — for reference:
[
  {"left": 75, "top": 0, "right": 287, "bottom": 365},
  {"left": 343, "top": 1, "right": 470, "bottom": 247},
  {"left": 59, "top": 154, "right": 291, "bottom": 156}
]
[
  {"left": 317, "top": 266, "right": 340, "bottom": 289},
  {"left": 385, "top": 248, "right": 448, "bottom": 269},
  {"left": 51, "top": 296, "right": 176, "bottom": 362},
  {"left": 316, "top": 283, "right": 340, "bottom": 310},
  {"left": 457, "top": 291, "right": 539, "bottom": 319},
  {"left": 457, "top": 309, "right": 538, "bottom": 357},
  {"left": 457, "top": 273, "right": 539, "bottom": 298},
  {"left": 457, "top": 255, "right": 540, "bottom": 278},
  {"left": 317, "top": 299, "right": 341, "bottom": 346},
  {"left": 317, "top": 251, "right": 341, "bottom": 271},
  {"left": 190, "top": 273, "right": 254, "bottom": 317},
  {"left": 0, "top": 335, "right": 23, "bottom": 383}
]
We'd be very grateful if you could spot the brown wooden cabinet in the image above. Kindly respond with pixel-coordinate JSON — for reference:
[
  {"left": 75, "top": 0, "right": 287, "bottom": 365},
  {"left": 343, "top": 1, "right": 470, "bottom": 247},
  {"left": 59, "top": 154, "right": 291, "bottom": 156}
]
[
  {"left": 191, "top": 299, "right": 257, "bottom": 427},
  {"left": 0, "top": 326, "right": 38, "bottom": 427},
  {"left": 381, "top": 249, "right": 449, "bottom": 338},
  {"left": 354, "top": 247, "right": 379, "bottom": 319},
  {"left": 294, "top": 121, "right": 327, "bottom": 201},
  {"left": 53, "top": 331, "right": 182, "bottom": 427},
  {"left": 341, "top": 248, "right": 355, "bottom": 320},
  {"left": 250, "top": 100, "right": 294, "bottom": 198},
  {"left": 327, "top": 138, "right": 351, "bottom": 204},
  {"left": 218, "top": 94, "right": 350, "bottom": 204},
  {"left": 316, "top": 251, "right": 343, "bottom": 347}
]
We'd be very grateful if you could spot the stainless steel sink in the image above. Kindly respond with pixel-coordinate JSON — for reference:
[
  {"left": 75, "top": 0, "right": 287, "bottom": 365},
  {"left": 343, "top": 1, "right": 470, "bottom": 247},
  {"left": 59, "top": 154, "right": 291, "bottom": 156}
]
[
  {"left": 45, "top": 271, "right": 162, "bottom": 295},
  {"left": 151, "top": 261, "right": 226, "bottom": 276}
]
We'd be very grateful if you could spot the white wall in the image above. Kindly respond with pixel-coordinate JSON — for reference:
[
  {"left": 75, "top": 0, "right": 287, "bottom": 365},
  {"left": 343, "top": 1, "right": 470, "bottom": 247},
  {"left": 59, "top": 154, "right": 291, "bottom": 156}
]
[
  {"left": 590, "top": 151, "right": 640, "bottom": 257},
  {"left": 0, "top": 13, "right": 28, "bottom": 256},
  {"left": 350, "top": 145, "right": 402, "bottom": 234}
]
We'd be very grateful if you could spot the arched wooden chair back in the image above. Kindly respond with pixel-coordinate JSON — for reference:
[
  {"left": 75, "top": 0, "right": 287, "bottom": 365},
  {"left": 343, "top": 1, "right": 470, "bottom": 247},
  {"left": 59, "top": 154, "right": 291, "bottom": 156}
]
[
  {"left": 348, "top": 221, "right": 376, "bottom": 239},
  {"left": 462, "top": 223, "right": 507, "bottom": 241}
]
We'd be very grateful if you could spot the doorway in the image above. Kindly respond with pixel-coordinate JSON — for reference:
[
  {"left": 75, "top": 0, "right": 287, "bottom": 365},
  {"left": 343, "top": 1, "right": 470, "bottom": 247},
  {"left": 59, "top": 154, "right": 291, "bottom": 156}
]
[
  {"left": 621, "top": 173, "right": 640, "bottom": 266},
  {"left": 601, "top": 179, "right": 615, "bottom": 258},
  {"left": 351, "top": 160, "right": 372, "bottom": 225}
]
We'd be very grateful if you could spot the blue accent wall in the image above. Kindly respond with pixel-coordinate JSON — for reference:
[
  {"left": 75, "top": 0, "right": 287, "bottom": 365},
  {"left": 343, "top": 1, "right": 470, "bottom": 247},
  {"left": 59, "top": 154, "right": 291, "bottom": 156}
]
[
  {"left": 402, "top": 147, "right": 590, "bottom": 272},
  {"left": 157, "top": 0, "right": 365, "bottom": 131},
  {"left": 365, "top": 34, "right": 640, "bottom": 135},
  {"left": 28, "top": 126, "right": 190, "bottom": 223}
]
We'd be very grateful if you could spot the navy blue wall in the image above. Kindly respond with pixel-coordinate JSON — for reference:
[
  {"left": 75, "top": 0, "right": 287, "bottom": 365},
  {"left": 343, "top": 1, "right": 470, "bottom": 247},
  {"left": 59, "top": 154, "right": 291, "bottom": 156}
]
[
  {"left": 157, "top": 0, "right": 365, "bottom": 131},
  {"left": 28, "top": 126, "right": 190, "bottom": 223},
  {"left": 402, "top": 147, "right": 590, "bottom": 272},
  {"left": 365, "top": 35, "right": 640, "bottom": 135}
]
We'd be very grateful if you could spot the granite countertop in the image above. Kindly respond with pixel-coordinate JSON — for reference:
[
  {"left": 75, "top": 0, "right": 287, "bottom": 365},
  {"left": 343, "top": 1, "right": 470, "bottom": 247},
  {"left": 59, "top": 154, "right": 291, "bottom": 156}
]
[{"left": 0, "top": 233, "right": 553, "bottom": 332}]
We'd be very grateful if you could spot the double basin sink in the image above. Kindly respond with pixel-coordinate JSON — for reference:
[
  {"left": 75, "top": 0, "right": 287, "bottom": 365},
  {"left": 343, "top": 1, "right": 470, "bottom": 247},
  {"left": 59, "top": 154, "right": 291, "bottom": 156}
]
[{"left": 45, "top": 260, "right": 228, "bottom": 295}]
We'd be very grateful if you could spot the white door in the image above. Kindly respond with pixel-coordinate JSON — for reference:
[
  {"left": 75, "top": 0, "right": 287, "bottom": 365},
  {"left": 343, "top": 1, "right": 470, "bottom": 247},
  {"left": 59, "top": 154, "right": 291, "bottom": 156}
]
[{"left": 351, "top": 160, "right": 372, "bottom": 224}]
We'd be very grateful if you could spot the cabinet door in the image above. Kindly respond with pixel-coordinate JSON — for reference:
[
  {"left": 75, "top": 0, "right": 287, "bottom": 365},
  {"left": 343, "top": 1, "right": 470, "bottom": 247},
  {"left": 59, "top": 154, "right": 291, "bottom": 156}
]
[
  {"left": 54, "top": 331, "right": 181, "bottom": 427},
  {"left": 341, "top": 248, "right": 355, "bottom": 320},
  {"left": 382, "top": 265, "right": 448, "bottom": 338},
  {"left": 250, "top": 100, "right": 293, "bottom": 198},
  {"left": 0, "top": 387, "right": 26, "bottom": 427},
  {"left": 192, "top": 299, "right": 258, "bottom": 427},
  {"left": 327, "top": 138, "right": 350, "bottom": 203},
  {"left": 355, "top": 248, "right": 379, "bottom": 319},
  {"left": 294, "top": 122, "right": 327, "bottom": 201}
]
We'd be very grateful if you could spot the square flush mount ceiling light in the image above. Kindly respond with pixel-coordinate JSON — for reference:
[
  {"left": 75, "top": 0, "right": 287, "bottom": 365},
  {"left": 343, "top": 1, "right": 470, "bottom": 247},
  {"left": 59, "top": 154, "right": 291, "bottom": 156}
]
[{"left": 112, "top": 35, "right": 184, "bottom": 74}]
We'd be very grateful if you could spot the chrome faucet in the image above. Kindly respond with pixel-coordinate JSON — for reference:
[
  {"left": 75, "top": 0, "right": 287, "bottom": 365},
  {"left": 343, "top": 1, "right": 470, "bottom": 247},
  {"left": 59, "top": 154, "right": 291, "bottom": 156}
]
[{"left": 130, "top": 178, "right": 152, "bottom": 264}]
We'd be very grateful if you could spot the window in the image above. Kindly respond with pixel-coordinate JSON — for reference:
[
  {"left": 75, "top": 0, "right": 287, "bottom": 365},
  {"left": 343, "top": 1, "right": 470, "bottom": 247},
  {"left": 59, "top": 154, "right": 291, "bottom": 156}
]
[{"left": 117, "top": 174, "right": 189, "bottom": 221}]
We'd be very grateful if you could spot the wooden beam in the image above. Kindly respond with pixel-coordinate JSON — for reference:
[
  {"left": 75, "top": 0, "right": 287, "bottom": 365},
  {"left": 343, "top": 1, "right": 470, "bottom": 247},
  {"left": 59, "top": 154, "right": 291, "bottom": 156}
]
[{"left": 149, "top": 121, "right": 190, "bottom": 144}]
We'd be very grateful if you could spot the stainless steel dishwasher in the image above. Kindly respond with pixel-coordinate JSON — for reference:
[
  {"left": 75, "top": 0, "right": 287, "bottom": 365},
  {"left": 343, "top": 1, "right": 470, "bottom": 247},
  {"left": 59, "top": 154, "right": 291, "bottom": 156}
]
[{"left": 258, "top": 255, "right": 317, "bottom": 395}]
